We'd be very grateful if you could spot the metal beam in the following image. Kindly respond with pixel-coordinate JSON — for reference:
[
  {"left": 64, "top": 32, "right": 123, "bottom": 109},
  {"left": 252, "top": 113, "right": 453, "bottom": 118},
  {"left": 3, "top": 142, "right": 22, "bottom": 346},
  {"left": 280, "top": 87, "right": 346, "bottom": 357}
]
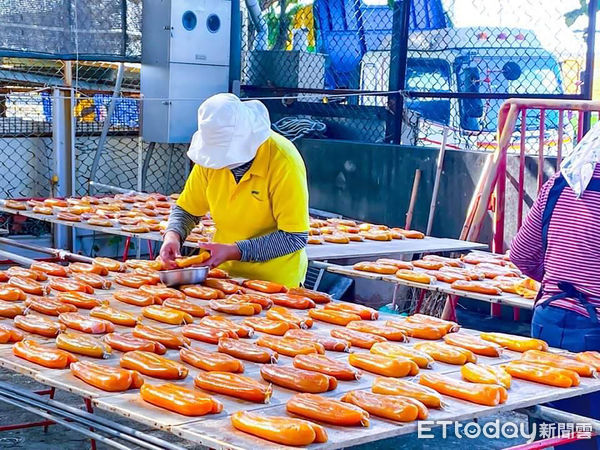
[
  {"left": 88, "top": 62, "right": 125, "bottom": 193},
  {"left": 52, "top": 87, "right": 74, "bottom": 250}
]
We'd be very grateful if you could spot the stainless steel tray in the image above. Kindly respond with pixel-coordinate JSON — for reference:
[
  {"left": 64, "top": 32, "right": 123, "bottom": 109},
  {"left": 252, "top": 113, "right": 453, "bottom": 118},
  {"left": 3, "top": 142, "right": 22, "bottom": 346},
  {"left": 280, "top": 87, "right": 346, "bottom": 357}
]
[{"left": 158, "top": 266, "right": 209, "bottom": 286}]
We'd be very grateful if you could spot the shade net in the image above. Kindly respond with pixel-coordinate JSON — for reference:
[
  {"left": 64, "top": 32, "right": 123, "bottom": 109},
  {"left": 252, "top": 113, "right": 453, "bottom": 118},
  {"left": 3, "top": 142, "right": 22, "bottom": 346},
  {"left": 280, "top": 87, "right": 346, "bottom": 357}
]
[{"left": 0, "top": 0, "right": 141, "bottom": 61}]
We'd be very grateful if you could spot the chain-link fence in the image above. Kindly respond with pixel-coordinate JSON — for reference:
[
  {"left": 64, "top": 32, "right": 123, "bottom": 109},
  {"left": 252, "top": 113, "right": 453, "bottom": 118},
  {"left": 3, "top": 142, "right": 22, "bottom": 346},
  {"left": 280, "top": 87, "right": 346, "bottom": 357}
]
[
  {"left": 0, "top": 0, "right": 596, "bottom": 207},
  {"left": 239, "top": 0, "right": 595, "bottom": 148},
  {"left": 0, "top": 88, "right": 189, "bottom": 233},
  {"left": 0, "top": 1, "right": 141, "bottom": 61}
]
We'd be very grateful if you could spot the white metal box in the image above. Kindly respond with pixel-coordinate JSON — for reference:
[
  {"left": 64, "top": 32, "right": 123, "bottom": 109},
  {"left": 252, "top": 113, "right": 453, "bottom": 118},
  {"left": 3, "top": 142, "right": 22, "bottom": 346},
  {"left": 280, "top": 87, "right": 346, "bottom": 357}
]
[{"left": 142, "top": 0, "right": 231, "bottom": 143}]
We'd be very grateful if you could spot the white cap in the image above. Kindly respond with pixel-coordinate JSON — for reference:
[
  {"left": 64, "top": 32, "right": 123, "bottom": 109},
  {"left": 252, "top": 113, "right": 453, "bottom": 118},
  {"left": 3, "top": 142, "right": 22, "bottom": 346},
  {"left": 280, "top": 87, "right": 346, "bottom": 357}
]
[{"left": 187, "top": 93, "right": 271, "bottom": 169}]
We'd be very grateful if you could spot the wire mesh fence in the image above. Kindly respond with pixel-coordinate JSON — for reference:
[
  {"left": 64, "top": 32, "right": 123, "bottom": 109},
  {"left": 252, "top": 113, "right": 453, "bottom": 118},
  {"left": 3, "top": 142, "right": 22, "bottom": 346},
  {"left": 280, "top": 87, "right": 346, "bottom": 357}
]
[
  {"left": 0, "top": 1, "right": 141, "bottom": 61},
  {"left": 0, "top": 90, "right": 189, "bottom": 196},
  {"left": 239, "top": 0, "right": 594, "bottom": 147},
  {"left": 0, "top": 0, "right": 594, "bottom": 206}
]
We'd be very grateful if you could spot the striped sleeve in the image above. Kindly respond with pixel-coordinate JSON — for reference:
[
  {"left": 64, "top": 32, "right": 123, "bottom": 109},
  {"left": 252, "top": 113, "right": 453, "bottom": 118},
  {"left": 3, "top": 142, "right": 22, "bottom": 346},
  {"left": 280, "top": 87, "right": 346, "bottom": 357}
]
[
  {"left": 509, "top": 175, "right": 556, "bottom": 282},
  {"left": 236, "top": 230, "right": 308, "bottom": 263},
  {"left": 165, "top": 205, "right": 199, "bottom": 243}
]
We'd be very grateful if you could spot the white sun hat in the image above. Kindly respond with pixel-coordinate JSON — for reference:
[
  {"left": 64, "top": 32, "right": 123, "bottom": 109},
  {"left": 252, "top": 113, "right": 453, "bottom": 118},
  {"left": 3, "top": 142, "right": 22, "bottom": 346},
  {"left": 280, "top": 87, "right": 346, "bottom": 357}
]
[
  {"left": 561, "top": 120, "right": 600, "bottom": 197},
  {"left": 187, "top": 93, "right": 271, "bottom": 169}
]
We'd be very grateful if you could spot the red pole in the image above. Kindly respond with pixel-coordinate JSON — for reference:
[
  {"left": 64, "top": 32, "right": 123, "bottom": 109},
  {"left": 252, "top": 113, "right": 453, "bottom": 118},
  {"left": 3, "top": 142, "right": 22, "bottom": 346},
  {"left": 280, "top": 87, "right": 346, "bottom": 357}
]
[
  {"left": 493, "top": 145, "right": 507, "bottom": 253},
  {"left": 538, "top": 109, "right": 546, "bottom": 191},
  {"left": 147, "top": 240, "right": 154, "bottom": 260},
  {"left": 577, "top": 110, "right": 585, "bottom": 142},
  {"left": 414, "top": 290, "right": 426, "bottom": 314},
  {"left": 557, "top": 110, "right": 564, "bottom": 171},
  {"left": 517, "top": 108, "right": 527, "bottom": 229},
  {"left": 505, "top": 434, "right": 594, "bottom": 450},
  {"left": 122, "top": 237, "right": 131, "bottom": 262},
  {"left": 84, "top": 398, "right": 97, "bottom": 450}
]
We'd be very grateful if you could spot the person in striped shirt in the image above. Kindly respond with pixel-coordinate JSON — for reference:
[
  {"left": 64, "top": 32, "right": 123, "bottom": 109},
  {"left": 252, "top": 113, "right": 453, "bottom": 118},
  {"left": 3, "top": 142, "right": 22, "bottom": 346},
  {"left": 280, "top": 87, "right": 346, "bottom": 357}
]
[
  {"left": 511, "top": 132, "right": 600, "bottom": 449},
  {"left": 511, "top": 163, "right": 600, "bottom": 350},
  {"left": 160, "top": 94, "right": 309, "bottom": 286}
]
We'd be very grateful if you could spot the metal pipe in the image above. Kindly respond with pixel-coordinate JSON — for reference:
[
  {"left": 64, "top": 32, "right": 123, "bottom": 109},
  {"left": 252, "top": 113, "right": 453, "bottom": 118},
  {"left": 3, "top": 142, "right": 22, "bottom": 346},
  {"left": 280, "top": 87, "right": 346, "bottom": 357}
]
[
  {"left": 0, "top": 394, "right": 131, "bottom": 450},
  {"left": 582, "top": 0, "right": 598, "bottom": 134},
  {"left": 88, "top": 181, "right": 137, "bottom": 195},
  {"left": 405, "top": 169, "right": 421, "bottom": 230},
  {"left": 426, "top": 126, "right": 448, "bottom": 235},
  {"left": 493, "top": 143, "right": 507, "bottom": 253},
  {"left": 0, "top": 383, "right": 186, "bottom": 450},
  {"left": 229, "top": 0, "right": 242, "bottom": 94},
  {"left": 387, "top": 0, "right": 412, "bottom": 144},
  {"left": 0, "top": 249, "right": 36, "bottom": 266},
  {"left": 578, "top": 110, "right": 585, "bottom": 141},
  {"left": 0, "top": 238, "right": 93, "bottom": 263},
  {"left": 88, "top": 62, "right": 126, "bottom": 193},
  {"left": 52, "top": 87, "right": 73, "bottom": 250},
  {"left": 141, "top": 142, "right": 155, "bottom": 192},
  {"left": 537, "top": 109, "right": 545, "bottom": 191},
  {"left": 557, "top": 110, "right": 564, "bottom": 170},
  {"left": 518, "top": 405, "right": 600, "bottom": 432},
  {"left": 506, "top": 434, "right": 590, "bottom": 450},
  {"left": 517, "top": 108, "right": 527, "bottom": 229},
  {"left": 0, "top": 237, "right": 59, "bottom": 256},
  {"left": 241, "top": 85, "right": 586, "bottom": 100},
  {"left": 245, "top": 0, "right": 268, "bottom": 50}
]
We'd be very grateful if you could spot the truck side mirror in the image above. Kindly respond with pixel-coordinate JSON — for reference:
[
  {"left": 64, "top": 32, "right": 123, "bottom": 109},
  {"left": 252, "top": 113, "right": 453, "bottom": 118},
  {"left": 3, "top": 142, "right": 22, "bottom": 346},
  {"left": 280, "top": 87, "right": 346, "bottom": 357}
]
[
  {"left": 459, "top": 67, "right": 484, "bottom": 125},
  {"left": 502, "top": 61, "right": 522, "bottom": 81},
  {"left": 460, "top": 67, "right": 481, "bottom": 93}
]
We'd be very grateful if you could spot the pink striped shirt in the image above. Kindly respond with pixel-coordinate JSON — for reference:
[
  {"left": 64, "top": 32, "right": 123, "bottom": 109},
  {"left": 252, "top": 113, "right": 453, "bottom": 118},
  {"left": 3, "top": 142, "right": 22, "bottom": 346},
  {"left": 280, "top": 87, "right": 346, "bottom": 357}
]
[{"left": 510, "top": 165, "right": 600, "bottom": 318}]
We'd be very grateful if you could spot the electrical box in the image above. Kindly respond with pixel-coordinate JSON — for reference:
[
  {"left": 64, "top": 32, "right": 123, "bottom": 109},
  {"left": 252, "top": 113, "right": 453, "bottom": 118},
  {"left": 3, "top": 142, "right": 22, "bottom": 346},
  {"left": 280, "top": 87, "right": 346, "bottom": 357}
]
[{"left": 142, "top": 0, "right": 231, "bottom": 143}]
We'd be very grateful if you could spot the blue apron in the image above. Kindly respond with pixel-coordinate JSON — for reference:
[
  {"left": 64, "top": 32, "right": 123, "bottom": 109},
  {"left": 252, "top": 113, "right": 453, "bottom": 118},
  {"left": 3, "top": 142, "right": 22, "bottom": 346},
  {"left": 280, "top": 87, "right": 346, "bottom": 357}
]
[
  {"left": 531, "top": 174, "right": 600, "bottom": 450},
  {"left": 533, "top": 173, "right": 600, "bottom": 351}
]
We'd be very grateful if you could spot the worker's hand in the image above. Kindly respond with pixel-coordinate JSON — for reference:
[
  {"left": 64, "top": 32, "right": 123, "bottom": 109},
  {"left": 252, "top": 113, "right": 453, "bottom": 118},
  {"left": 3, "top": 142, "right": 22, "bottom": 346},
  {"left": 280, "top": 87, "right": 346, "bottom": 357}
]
[
  {"left": 160, "top": 231, "right": 181, "bottom": 269},
  {"left": 200, "top": 242, "right": 241, "bottom": 268}
]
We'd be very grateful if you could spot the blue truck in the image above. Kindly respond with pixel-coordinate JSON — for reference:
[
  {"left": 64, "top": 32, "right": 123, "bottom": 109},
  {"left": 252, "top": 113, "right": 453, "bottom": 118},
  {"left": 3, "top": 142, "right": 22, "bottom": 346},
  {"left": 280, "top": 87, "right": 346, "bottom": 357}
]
[{"left": 314, "top": 0, "right": 570, "bottom": 151}]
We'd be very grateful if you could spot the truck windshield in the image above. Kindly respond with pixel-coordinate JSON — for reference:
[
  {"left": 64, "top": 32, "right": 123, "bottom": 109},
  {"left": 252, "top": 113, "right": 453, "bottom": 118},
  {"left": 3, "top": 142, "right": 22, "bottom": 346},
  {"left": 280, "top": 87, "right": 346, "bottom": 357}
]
[
  {"left": 508, "top": 68, "right": 561, "bottom": 95},
  {"left": 406, "top": 58, "right": 451, "bottom": 91},
  {"left": 459, "top": 58, "right": 562, "bottom": 132},
  {"left": 405, "top": 58, "right": 452, "bottom": 125}
]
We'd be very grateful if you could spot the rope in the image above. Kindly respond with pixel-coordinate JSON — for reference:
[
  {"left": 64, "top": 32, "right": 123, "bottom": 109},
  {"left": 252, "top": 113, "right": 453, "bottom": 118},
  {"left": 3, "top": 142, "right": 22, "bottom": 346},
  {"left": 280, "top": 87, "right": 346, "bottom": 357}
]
[{"left": 272, "top": 116, "right": 326, "bottom": 142}]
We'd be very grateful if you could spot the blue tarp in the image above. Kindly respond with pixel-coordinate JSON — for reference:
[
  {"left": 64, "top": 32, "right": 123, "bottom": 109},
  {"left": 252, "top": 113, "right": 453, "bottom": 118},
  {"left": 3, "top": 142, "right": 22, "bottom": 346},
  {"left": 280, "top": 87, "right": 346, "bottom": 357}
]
[
  {"left": 41, "top": 93, "right": 139, "bottom": 128},
  {"left": 314, "top": 0, "right": 448, "bottom": 88}
]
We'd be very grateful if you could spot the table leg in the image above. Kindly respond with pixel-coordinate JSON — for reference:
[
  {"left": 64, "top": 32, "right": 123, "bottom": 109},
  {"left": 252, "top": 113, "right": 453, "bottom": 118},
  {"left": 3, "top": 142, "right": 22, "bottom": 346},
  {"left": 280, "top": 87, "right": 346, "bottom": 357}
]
[
  {"left": 147, "top": 240, "right": 154, "bottom": 260},
  {"left": 43, "top": 387, "right": 55, "bottom": 432},
  {"left": 491, "top": 303, "right": 501, "bottom": 317},
  {"left": 391, "top": 283, "right": 399, "bottom": 312},
  {"left": 84, "top": 398, "right": 97, "bottom": 450},
  {"left": 0, "top": 386, "right": 57, "bottom": 433},
  {"left": 441, "top": 294, "right": 458, "bottom": 322},
  {"left": 414, "top": 289, "right": 426, "bottom": 314},
  {"left": 122, "top": 237, "right": 131, "bottom": 262},
  {"left": 0, "top": 420, "right": 55, "bottom": 432}
]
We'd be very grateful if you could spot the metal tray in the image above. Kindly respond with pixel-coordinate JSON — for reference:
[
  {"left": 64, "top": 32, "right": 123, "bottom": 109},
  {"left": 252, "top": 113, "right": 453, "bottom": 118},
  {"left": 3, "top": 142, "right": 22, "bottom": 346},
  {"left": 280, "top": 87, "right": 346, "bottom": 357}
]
[{"left": 158, "top": 266, "right": 209, "bottom": 286}]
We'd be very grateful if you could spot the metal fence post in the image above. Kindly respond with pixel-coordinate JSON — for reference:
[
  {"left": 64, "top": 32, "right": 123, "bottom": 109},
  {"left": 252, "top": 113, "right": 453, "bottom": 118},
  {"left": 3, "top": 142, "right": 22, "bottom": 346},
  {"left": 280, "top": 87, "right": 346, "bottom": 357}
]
[
  {"left": 230, "top": 0, "right": 242, "bottom": 95},
  {"left": 583, "top": 0, "right": 598, "bottom": 133},
  {"left": 387, "top": 0, "right": 411, "bottom": 145},
  {"left": 52, "top": 87, "right": 74, "bottom": 250}
]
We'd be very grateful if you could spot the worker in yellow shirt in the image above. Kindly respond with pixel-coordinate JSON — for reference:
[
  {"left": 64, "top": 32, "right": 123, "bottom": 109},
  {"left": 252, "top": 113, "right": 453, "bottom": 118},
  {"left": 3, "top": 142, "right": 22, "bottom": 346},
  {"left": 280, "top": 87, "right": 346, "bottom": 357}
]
[{"left": 159, "top": 93, "right": 309, "bottom": 286}]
